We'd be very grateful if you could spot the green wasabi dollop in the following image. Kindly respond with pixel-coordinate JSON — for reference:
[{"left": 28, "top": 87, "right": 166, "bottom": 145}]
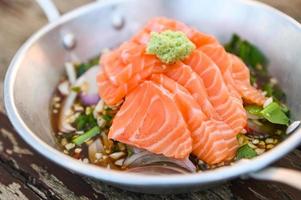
[{"left": 146, "top": 30, "right": 196, "bottom": 64}]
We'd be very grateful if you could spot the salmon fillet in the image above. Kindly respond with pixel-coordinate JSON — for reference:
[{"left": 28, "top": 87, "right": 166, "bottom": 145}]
[
  {"left": 151, "top": 74, "right": 238, "bottom": 164},
  {"left": 230, "top": 54, "right": 266, "bottom": 105},
  {"left": 164, "top": 62, "right": 220, "bottom": 120},
  {"left": 97, "top": 17, "right": 264, "bottom": 164},
  {"left": 108, "top": 80, "right": 192, "bottom": 159},
  {"left": 185, "top": 51, "right": 247, "bottom": 134}
]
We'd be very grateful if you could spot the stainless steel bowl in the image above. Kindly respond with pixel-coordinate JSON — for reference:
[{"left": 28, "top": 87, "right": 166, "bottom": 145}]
[{"left": 4, "top": 0, "right": 301, "bottom": 193}]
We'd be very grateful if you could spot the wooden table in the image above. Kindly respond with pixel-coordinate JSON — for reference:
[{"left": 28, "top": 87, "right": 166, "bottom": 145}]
[{"left": 0, "top": 0, "right": 301, "bottom": 199}]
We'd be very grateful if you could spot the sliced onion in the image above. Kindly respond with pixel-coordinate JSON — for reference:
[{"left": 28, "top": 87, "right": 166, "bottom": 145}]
[
  {"left": 88, "top": 138, "right": 104, "bottom": 163},
  {"left": 127, "top": 165, "right": 188, "bottom": 175},
  {"left": 247, "top": 112, "right": 263, "bottom": 120},
  {"left": 123, "top": 150, "right": 196, "bottom": 172},
  {"left": 65, "top": 62, "right": 76, "bottom": 84},
  {"left": 247, "top": 119, "right": 271, "bottom": 136},
  {"left": 58, "top": 80, "right": 70, "bottom": 96},
  {"left": 59, "top": 66, "right": 99, "bottom": 132},
  {"left": 77, "top": 66, "right": 100, "bottom": 106},
  {"left": 58, "top": 91, "right": 77, "bottom": 132}
]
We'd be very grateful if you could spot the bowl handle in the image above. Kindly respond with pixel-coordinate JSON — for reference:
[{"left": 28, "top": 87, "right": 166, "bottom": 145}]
[
  {"left": 35, "top": 0, "right": 60, "bottom": 22},
  {"left": 249, "top": 167, "right": 301, "bottom": 190}
]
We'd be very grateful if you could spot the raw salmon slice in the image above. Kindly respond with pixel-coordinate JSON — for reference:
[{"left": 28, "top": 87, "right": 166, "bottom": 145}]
[
  {"left": 98, "top": 41, "right": 161, "bottom": 105},
  {"left": 108, "top": 80, "right": 192, "bottom": 159},
  {"left": 97, "top": 66, "right": 153, "bottom": 106},
  {"left": 151, "top": 74, "right": 238, "bottom": 164},
  {"left": 102, "top": 42, "right": 160, "bottom": 86},
  {"left": 185, "top": 50, "right": 247, "bottom": 134},
  {"left": 230, "top": 54, "right": 266, "bottom": 105},
  {"left": 164, "top": 62, "right": 220, "bottom": 120}
]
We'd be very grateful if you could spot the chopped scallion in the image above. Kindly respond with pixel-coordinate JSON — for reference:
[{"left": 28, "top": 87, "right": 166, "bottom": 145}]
[
  {"left": 72, "top": 126, "right": 100, "bottom": 145},
  {"left": 236, "top": 144, "right": 257, "bottom": 160}
]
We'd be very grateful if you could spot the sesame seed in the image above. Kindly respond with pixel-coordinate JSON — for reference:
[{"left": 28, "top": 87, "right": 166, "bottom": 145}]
[
  {"left": 63, "top": 150, "right": 69, "bottom": 154},
  {"left": 53, "top": 109, "right": 58, "bottom": 114},
  {"left": 85, "top": 107, "right": 92, "bottom": 115},
  {"left": 255, "top": 148, "right": 265, "bottom": 155},
  {"left": 54, "top": 103, "right": 61, "bottom": 109},
  {"left": 65, "top": 143, "right": 75, "bottom": 150},
  {"left": 83, "top": 158, "right": 89, "bottom": 164},
  {"left": 258, "top": 141, "right": 266, "bottom": 149},
  {"left": 61, "top": 138, "right": 68, "bottom": 146},
  {"left": 241, "top": 129, "right": 247, "bottom": 134},
  {"left": 74, "top": 148, "right": 82, "bottom": 154},
  {"left": 97, "top": 118, "right": 106, "bottom": 127},
  {"left": 252, "top": 139, "right": 259, "bottom": 145},
  {"left": 109, "top": 152, "right": 125, "bottom": 160},
  {"left": 74, "top": 104, "right": 84, "bottom": 112},
  {"left": 266, "top": 144, "right": 274, "bottom": 149},
  {"left": 53, "top": 96, "right": 61, "bottom": 102},
  {"left": 265, "top": 138, "right": 274, "bottom": 144}
]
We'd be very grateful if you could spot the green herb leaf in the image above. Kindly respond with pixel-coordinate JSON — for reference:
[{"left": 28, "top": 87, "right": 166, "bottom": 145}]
[
  {"left": 72, "top": 126, "right": 100, "bottom": 145},
  {"left": 236, "top": 144, "right": 257, "bottom": 160},
  {"left": 74, "top": 113, "right": 97, "bottom": 131},
  {"left": 225, "top": 34, "right": 267, "bottom": 75},
  {"left": 102, "top": 114, "right": 113, "bottom": 122},
  {"left": 71, "top": 86, "right": 81, "bottom": 93},
  {"left": 260, "top": 102, "right": 290, "bottom": 126}
]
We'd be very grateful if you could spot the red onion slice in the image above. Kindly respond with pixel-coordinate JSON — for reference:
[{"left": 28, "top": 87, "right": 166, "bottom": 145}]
[
  {"left": 123, "top": 150, "right": 196, "bottom": 172},
  {"left": 80, "top": 93, "right": 100, "bottom": 106},
  {"left": 127, "top": 165, "right": 188, "bottom": 175}
]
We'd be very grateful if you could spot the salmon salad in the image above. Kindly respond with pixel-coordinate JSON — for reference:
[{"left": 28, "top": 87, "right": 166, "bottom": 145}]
[{"left": 51, "top": 17, "right": 299, "bottom": 173}]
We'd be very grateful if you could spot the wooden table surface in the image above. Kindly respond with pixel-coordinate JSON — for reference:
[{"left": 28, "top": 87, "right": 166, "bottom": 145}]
[{"left": 0, "top": 0, "right": 301, "bottom": 199}]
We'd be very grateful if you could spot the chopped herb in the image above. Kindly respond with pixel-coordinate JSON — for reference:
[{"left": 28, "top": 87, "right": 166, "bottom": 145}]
[
  {"left": 102, "top": 114, "right": 113, "bottom": 122},
  {"left": 127, "top": 147, "right": 134, "bottom": 157},
  {"left": 236, "top": 144, "right": 257, "bottom": 160},
  {"left": 74, "top": 56, "right": 99, "bottom": 77},
  {"left": 71, "top": 86, "right": 81, "bottom": 93},
  {"left": 260, "top": 102, "right": 290, "bottom": 126},
  {"left": 225, "top": 34, "right": 267, "bottom": 75},
  {"left": 72, "top": 126, "right": 101, "bottom": 145},
  {"left": 74, "top": 113, "right": 97, "bottom": 131}
]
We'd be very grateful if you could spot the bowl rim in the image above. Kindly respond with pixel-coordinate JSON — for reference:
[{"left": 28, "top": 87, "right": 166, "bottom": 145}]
[{"left": 4, "top": 0, "right": 301, "bottom": 187}]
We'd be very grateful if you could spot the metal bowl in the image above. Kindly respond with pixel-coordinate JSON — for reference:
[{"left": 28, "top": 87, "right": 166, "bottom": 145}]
[{"left": 4, "top": 0, "right": 301, "bottom": 193}]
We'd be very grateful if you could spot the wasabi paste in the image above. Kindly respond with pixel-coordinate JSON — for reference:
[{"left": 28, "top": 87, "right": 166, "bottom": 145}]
[{"left": 146, "top": 30, "right": 195, "bottom": 64}]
